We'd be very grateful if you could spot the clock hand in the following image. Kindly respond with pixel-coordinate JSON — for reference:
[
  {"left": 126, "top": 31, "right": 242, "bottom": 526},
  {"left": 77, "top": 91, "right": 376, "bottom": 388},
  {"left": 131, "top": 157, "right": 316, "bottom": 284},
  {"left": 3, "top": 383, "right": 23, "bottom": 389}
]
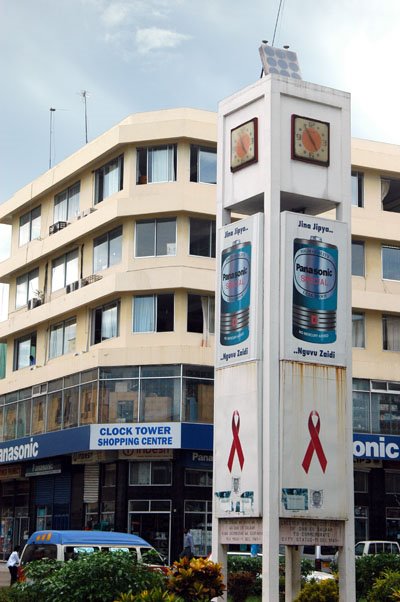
[
  {"left": 240, "top": 137, "right": 248, "bottom": 154},
  {"left": 304, "top": 128, "right": 318, "bottom": 152}
]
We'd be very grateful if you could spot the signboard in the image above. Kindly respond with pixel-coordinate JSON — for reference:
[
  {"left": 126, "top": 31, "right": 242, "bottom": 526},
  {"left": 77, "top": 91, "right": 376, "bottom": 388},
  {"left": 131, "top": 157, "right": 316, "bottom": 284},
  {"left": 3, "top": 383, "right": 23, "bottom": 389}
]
[
  {"left": 280, "top": 518, "right": 344, "bottom": 546},
  {"left": 353, "top": 434, "right": 400, "bottom": 460},
  {"left": 72, "top": 451, "right": 111, "bottom": 464},
  {"left": 90, "top": 423, "right": 181, "bottom": 450},
  {"left": 220, "top": 518, "right": 263, "bottom": 544},
  {"left": 281, "top": 212, "right": 348, "bottom": 366},
  {"left": 280, "top": 361, "right": 347, "bottom": 519},
  {"left": 216, "top": 213, "right": 263, "bottom": 369},
  {"left": 119, "top": 449, "right": 173, "bottom": 460},
  {"left": 0, "top": 427, "right": 89, "bottom": 464},
  {"left": 214, "top": 362, "right": 261, "bottom": 517},
  {"left": 0, "top": 465, "right": 22, "bottom": 480},
  {"left": 25, "top": 462, "right": 62, "bottom": 476}
]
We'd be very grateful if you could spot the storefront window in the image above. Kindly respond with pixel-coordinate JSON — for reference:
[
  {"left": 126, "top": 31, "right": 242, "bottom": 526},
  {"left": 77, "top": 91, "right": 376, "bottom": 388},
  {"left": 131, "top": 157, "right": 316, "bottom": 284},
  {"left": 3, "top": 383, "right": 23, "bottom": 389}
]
[
  {"left": 129, "top": 462, "right": 172, "bottom": 485},
  {"left": 184, "top": 500, "right": 212, "bottom": 557},
  {"left": 387, "top": 507, "right": 400, "bottom": 540},
  {"left": 63, "top": 386, "right": 79, "bottom": 429},
  {"left": 4, "top": 404, "right": 16, "bottom": 441},
  {"left": 183, "top": 379, "right": 214, "bottom": 423},
  {"left": 32, "top": 396, "right": 46, "bottom": 434},
  {"left": 100, "top": 501, "right": 115, "bottom": 530},
  {"left": 46, "top": 391, "right": 62, "bottom": 432},
  {"left": 140, "top": 377, "right": 180, "bottom": 422},
  {"left": 17, "top": 399, "right": 31, "bottom": 438},
  {"left": 80, "top": 382, "right": 98, "bottom": 425}
]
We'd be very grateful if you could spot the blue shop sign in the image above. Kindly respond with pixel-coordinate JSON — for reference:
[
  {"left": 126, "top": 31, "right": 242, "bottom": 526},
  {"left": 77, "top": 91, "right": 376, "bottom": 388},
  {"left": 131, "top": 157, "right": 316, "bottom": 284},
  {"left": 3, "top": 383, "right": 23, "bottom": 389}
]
[
  {"left": 0, "top": 426, "right": 90, "bottom": 464},
  {"left": 353, "top": 433, "right": 400, "bottom": 460}
]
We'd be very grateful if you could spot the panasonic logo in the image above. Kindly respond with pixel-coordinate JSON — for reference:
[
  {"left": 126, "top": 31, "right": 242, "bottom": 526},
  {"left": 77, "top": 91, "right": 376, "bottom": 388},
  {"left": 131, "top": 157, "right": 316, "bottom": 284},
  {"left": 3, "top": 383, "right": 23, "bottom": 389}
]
[
  {"left": 353, "top": 436, "right": 399, "bottom": 460},
  {"left": 0, "top": 438, "right": 39, "bottom": 463}
]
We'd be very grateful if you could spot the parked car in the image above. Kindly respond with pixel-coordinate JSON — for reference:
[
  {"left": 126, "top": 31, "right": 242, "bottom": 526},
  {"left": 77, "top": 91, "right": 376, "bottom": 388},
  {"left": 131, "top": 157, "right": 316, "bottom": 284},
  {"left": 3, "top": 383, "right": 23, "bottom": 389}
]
[
  {"left": 19, "top": 530, "right": 168, "bottom": 580},
  {"left": 354, "top": 540, "right": 400, "bottom": 556}
]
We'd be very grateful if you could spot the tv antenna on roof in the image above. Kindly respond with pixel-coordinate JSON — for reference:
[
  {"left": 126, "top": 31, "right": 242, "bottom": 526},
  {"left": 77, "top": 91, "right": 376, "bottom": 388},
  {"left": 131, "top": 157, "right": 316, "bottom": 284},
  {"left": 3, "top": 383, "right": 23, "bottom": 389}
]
[
  {"left": 79, "top": 90, "right": 90, "bottom": 144},
  {"left": 48, "top": 107, "right": 68, "bottom": 169}
]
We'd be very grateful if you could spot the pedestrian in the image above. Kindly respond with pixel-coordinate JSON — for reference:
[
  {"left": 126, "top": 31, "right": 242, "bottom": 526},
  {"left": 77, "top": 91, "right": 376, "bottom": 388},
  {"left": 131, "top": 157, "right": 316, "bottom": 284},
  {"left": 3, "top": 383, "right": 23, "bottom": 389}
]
[
  {"left": 7, "top": 545, "right": 20, "bottom": 586},
  {"left": 180, "top": 527, "right": 195, "bottom": 559}
]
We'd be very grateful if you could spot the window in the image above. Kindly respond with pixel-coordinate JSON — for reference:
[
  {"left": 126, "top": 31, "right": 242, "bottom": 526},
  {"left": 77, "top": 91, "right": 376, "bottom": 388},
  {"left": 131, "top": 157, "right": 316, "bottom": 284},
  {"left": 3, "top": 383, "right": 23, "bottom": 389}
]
[
  {"left": 187, "top": 295, "right": 215, "bottom": 334},
  {"left": 185, "top": 469, "right": 212, "bottom": 487},
  {"left": 382, "top": 245, "right": 400, "bottom": 280},
  {"left": 136, "top": 145, "right": 176, "bottom": 184},
  {"left": 133, "top": 294, "right": 174, "bottom": 332},
  {"left": 352, "top": 241, "right": 365, "bottom": 276},
  {"left": 351, "top": 171, "right": 364, "bottom": 207},
  {"left": 381, "top": 177, "right": 400, "bottom": 212},
  {"left": 387, "top": 508, "right": 400, "bottom": 541},
  {"left": 103, "top": 464, "right": 116, "bottom": 487},
  {"left": 135, "top": 219, "right": 176, "bottom": 257},
  {"left": 16, "top": 268, "right": 39, "bottom": 308},
  {"left": 54, "top": 182, "right": 80, "bottom": 222},
  {"left": 92, "top": 301, "right": 119, "bottom": 344},
  {"left": 129, "top": 461, "right": 172, "bottom": 485},
  {"left": 190, "top": 146, "right": 217, "bottom": 184},
  {"left": 352, "top": 312, "right": 365, "bottom": 348},
  {"left": 14, "top": 332, "right": 37, "bottom": 370},
  {"left": 49, "top": 318, "right": 76, "bottom": 359},
  {"left": 189, "top": 218, "right": 216, "bottom": 257},
  {"left": 383, "top": 314, "right": 400, "bottom": 351},
  {"left": 52, "top": 249, "right": 79, "bottom": 291},
  {"left": 354, "top": 471, "right": 368, "bottom": 493},
  {"left": 93, "top": 226, "right": 122, "bottom": 272},
  {"left": 19, "top": 206, "right": 41, "bottom": 246},
  {"left": 385, "top": 472, "right": 400, "bottom": 494},
  {"left": 354, "top": 506, "right": 369, "bottom": 542},
  {"left": 94, "top": 155, "right": 123, "bottom": 204}
]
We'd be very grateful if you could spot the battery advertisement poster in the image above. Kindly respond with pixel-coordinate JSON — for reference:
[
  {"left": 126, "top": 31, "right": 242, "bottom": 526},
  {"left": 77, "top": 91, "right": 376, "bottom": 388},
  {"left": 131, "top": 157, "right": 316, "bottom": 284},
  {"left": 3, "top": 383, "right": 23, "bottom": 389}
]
[
  {"left": 216, "top": 213, "right": 263, "bottom": 369},
  {"left": 280, "top": 361, "right": 348, "bottom": 520},
  {"left": 280, "top": 212, "right": 348, "bottom": 367}
]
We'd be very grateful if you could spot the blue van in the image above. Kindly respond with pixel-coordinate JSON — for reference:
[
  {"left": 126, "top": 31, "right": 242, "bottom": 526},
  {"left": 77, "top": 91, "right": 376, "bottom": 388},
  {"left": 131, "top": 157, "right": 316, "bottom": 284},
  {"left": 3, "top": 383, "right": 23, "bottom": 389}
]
[{"left": 20, "top": 530, "right": 167, "bottom": 573}]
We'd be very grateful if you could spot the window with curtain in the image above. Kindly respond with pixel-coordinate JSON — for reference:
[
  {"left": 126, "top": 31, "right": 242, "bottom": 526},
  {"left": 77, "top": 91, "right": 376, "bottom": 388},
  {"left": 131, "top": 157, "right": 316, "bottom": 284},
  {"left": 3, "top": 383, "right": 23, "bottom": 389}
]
[
  {"left": 190, "top": 146, "right": 217, "bottom": 184},
  {"left": 19, "top": 206, "right": 41, "bottom": 246},
  {"left": 382, "top": 245, "right": 400, "bottom": 280},
  {"left": 133, "top": 294, "right": 174, "bottom": 332},
  {"left": 54, "top": 182, "right": 80, "bottom": 222},
  {"left": 136, "top": 145, "right": 176, "bottom": 184},
  {"left": 92, "top": 301, "right": 119, "bottom": 344},
  {"left": 51, "top": 249, "right": 79, "bottom": 291},
  {"left": 352, "top": 240, "right": 365, "bottom": 276},
  {"left": 383, "top": 314, "right": 400, "bottom": 351},
  {"left": 352, "top": 312, "right": 365, "bottom": 348},
  {"left": 351, "top": 172, "right": 364, "bottom": 207},
  {"left": 49, "top": 318, "right": 76, "bottom": 359},
  {"left": 16, "top": 268, "right": 39, "bottom": 308},
  {"left": 135, "top": 219, "right": 176, "bottom": 257},
  {"left": 93, "top": 226, "right": 122, "bottom": 272},
  {"left": 94, "top": 155, "right": 123, "bottom": 204},
  {"left": 189, "top": 218, "right": 216, "bottom": 257},
  {"left": 187, "top": 294, "right": 215, "bottom": 334},
  {"left": 14, "top": 332, "right": 37, "bottom": 370}
]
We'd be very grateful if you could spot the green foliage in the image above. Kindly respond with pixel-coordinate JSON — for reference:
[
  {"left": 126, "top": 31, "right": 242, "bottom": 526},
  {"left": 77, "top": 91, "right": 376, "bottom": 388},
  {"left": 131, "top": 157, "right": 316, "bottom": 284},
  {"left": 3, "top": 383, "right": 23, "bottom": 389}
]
[
  {"left": 356, "top": 554, "right": 400, "bottom": 600},
  {"left": 167, "top": 557, "right": 225, "bottom": 602},
  {"left": 227, "top": 571, "right": 254, "bottom": 602},
  {"left": 114, "top": 589, "right": 183, "bottom": 602},
  {"left": 367, "top": 569, "right": 400, "bottom": 602},
  {"left": 227, "top": 556, "right": 262, "bottom": 597},
  {"left": 293, "top": 579, "right": 339, "bottom": 602},
  {"left": 13, "top": 551, "right": 164, "bottom": 602}
]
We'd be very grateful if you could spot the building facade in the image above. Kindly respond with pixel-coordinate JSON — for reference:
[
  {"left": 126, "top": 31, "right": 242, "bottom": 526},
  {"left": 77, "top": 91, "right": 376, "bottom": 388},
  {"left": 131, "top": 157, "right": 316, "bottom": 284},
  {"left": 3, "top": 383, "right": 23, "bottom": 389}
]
[
  {"left": 1, "top": 110, "right": 400, "bottom": 560},
  {"left": 0, "top": 109, "right": 217, "bottom": 562}
]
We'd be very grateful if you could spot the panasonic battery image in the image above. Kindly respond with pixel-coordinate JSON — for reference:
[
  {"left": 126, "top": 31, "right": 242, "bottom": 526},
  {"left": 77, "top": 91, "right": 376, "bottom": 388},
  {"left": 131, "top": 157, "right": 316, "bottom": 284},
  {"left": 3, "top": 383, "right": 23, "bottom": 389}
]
[
  {"left": 292, "top": 236, "right": 338, "bottom": 344},
  {"left": 220, "top": 241, "right": 251, "bottom": 346}
]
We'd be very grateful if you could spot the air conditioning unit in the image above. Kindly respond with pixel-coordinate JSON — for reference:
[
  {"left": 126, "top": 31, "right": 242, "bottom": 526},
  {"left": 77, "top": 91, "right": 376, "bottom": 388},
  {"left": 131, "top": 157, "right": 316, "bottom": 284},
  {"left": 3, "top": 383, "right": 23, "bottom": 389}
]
[
  {"left": 66, "top": 281, "right": 80, "bottom": 293},
  {"left": 49, "top": 221, "right": 68, "bottom": 235},
  {"left": 27, "top": 297, "right": 42, "bottom": 310}
]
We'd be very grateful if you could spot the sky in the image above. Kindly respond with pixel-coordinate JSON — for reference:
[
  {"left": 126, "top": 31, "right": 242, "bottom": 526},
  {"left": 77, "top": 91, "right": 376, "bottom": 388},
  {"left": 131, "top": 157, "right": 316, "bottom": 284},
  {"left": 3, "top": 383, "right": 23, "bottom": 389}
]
[{"left": 1, "top": 0, "right": 400, "bottom": 207}]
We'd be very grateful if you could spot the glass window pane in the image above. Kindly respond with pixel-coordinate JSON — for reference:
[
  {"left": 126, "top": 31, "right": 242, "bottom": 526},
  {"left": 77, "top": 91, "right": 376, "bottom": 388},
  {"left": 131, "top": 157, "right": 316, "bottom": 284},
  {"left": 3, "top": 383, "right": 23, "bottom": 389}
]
[
  {"left": 149, "top": 146, "right": 174, "bottom": 183},
  {"left": 16, "top": 275, "right": 28, "bottom": 308},
  {"left": 28, "top": 270, "right": 39, "bottom": 300},
  {"left": 64, "top": 320, "right": 76, "bottom": 354},
  {"left": 66, "top": 251, "right": 79, "bottom": 284},
  {"left": 54, "top": 191, "right": 68, "bottom": 222},
  {"left": 109, "top": 227, "right": 122, "bottom": 266},
  {"left": 31, "top": 208, "right": 41, "bottom": 240},
  {"left": 94, "top": 235, "right": 108, "bottom": 272},
  {"left": 352, "top": 313, "right": 365, "bottom": 347},
  {"left": 49, "top": 323, "right": 64, "bottom": 359},
  {"left": 383, "top": 246, "right": 400, "bottom": 280},
  {"left": 156, "top": 219, "right": 176, "bottom": 256},
  {"left": 101, "top": 304, "right": 118, "bottom": 340},
  {"left": 133, "top": 296, "right": 154, "bottom": 332},
  {"left": 52, "top": 256, "right": 65, "bottom": 291},
  {"left": 68, "top": 183, "right": 80, "bottom": 219},
  {"left": 383, "top": 315, "right": 400, "bottom": 351},
  {"left": 19, "top": 213, "right": 30, "bottom": 246},
  {"left": 183, "top": 378, "right": 214, "bottom": 423},
  {"left": 17, "top": 399, "right": 31, "bottom": 438},
  {"left": 103, "top": 160, "right": 119, "bottom": 198},
  {"left": 63, "top": 386, "right": 79, "bottom": 428},
  {"left": 136, "top": 221, "right": 155, "bottom": 257},
  {"left": 156, "top": 294, "right": 174, "bottom": 332},
  {"left": 32, "top": 396, "right": 46, "bottom": 434},
  {"left": 198, "top": 149, "right": 217, "bottom": 184},
  {"left": 190, "top": 219, "right": 214, "bottom": 257},
  {"left": 352, "top": 241, "right": 365, "bottom": 276},
  {"left": 140, "top": 377, "right": 180, "bottom": 422},
  {"left": 17, "top": 339, "right": 31, "bottom": 370}
]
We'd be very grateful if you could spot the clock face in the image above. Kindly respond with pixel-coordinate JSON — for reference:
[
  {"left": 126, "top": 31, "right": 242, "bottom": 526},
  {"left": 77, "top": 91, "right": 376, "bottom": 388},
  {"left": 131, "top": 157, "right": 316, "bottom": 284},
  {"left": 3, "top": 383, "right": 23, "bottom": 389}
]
[
  {"left": 230, "top": 118, "right": 258, "bottom": 172},
  {"left": 291, "top": 115, "right": 330, "bottom": 166}
]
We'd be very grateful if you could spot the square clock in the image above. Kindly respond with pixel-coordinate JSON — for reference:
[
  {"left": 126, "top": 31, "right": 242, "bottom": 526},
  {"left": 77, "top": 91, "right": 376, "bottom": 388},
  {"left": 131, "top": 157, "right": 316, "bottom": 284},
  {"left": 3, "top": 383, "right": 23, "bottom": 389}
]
[
  {"left": 230, "top": 118, "right": 258, "bottom": 172},
  {"left": 291, "top": 115, "right": 330, "bottom": 166}
]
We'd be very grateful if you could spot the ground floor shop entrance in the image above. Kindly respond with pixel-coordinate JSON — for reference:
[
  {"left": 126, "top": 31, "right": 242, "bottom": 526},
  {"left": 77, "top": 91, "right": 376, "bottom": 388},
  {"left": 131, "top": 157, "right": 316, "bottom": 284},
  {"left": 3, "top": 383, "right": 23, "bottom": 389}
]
[{"left": 128, "top": 500, "right": 171, "bottom": 563}]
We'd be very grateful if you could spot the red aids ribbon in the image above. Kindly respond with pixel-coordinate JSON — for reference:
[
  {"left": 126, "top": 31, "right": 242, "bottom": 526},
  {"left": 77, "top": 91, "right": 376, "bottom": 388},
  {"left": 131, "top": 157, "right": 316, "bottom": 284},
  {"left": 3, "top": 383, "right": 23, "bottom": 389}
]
[
  {"left": 227, "top": 410, "right": 245, "bottom": 472},
  {"left": 302, "top": 411, "right": 327, "bottom": 474}
]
